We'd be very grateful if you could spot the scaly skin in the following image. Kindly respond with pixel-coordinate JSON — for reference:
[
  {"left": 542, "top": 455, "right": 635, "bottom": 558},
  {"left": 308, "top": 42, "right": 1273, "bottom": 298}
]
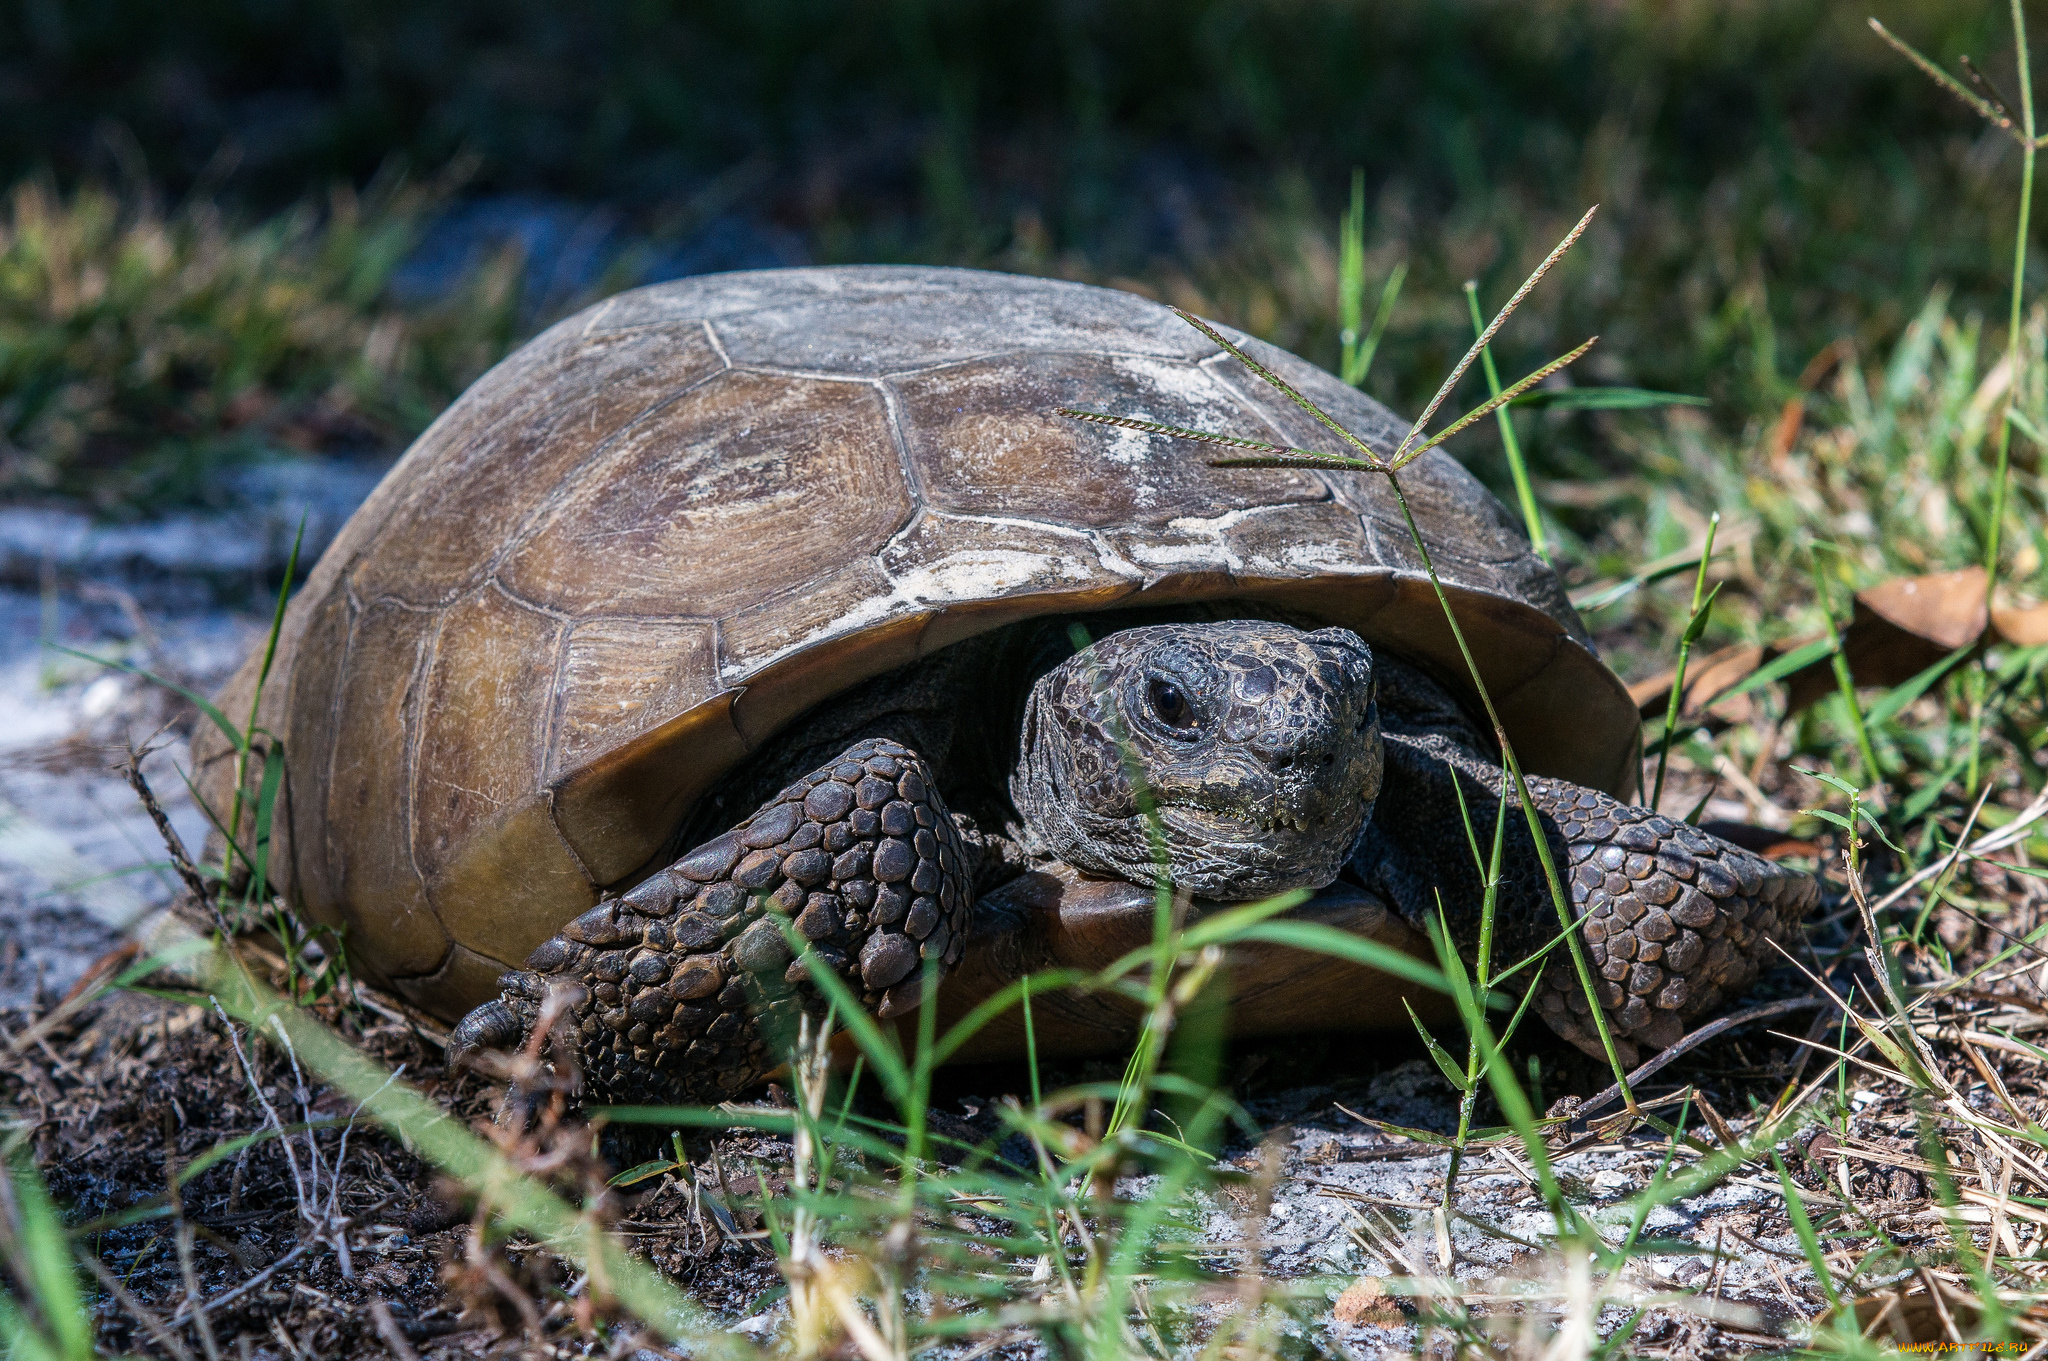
[
  {"left": 451, "top": 739, "right": 970, "bottom": 1103},
  {"left": 1359, "top": 735, "right": 1817, "bottom": 1066},
  {"left": 1355, "top": 655, "right": 1817, "bottom": 1065}
]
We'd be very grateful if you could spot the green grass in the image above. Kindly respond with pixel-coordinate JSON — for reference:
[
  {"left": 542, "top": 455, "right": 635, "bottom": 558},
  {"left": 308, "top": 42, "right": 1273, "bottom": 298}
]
[{"left": 0, "top": 174, "right": 525, "bottom": 513}]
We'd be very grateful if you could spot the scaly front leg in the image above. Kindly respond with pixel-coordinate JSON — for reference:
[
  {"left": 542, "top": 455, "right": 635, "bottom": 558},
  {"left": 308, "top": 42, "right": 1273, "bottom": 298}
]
[
  {"left": 1365, "top": 733, "right": 1819, "bottom": 1067},
  {"left": 450, "top": 738, "right": 973, "bottom": 1103},
  {"left": 1529, "top": 780, "right": 1817, "bottom": 1063}
]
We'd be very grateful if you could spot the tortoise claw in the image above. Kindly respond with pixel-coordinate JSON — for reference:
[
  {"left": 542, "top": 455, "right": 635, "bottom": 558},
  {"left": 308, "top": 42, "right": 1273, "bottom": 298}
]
[{"left": 448, "top": 999, "right": 528, "bottom": 1071}]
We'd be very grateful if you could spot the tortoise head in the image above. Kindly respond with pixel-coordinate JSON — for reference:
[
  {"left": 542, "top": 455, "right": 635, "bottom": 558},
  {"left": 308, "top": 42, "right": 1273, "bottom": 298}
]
[{"left": 1011, "top": 621, "right": 1382, "bottom": 901}]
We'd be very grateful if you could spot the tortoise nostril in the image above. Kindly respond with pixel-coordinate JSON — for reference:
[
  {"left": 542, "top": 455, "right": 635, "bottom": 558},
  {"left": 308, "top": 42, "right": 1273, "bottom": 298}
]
[{"left": 1271, "top": 753, "right": 1294, "bottom": 771}]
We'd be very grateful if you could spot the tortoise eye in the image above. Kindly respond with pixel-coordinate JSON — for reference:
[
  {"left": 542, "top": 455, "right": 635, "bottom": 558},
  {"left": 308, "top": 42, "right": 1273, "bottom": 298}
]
[{"left": 1147, "top": 678, "right": 1197, "bottom": 729}]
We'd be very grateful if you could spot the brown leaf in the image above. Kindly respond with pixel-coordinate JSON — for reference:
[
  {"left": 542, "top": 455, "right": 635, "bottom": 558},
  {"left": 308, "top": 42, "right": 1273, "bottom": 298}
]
[
  {"left": 1786, "top": 567, "right": 1988, "bottom": 712},
  {"left": 1332, "top": 1276, "right": 1403, "bottom": 1326},
  {"left": 1993, "top": 599, "right": 2048, "bottom": 646},
  {"left": 1628, "top": 643, "right": 1773, "bottom": 726},
  {"left": 1697, "top": 821, "right": 1820, "bottom": 862},
  {"left": 1627, "top": 568, "right": 1997, "bottom": 728},
  {"left": 1859, "top": 566, "right": 1990, "bottom": 650}
]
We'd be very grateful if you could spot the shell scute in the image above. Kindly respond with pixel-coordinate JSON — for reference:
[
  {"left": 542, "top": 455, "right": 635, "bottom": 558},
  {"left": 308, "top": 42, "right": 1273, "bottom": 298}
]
[
  {"left": 892, "top": 352, "right": 1324, "bottom": 530},
  {"left": 350, "top": 324, "right": 723, "bottom": 607},
  {"left": 497, "top": 369, "right": 909, "bottom": 620}
]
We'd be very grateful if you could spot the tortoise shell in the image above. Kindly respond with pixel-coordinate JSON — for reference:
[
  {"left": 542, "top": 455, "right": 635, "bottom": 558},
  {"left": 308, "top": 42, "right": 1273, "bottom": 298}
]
[{"left": 194, "top": 266, "right": 1638, "bottom": 1020}]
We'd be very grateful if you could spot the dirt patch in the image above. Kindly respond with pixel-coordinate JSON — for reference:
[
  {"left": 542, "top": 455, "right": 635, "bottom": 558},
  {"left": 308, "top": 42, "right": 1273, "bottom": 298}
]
[{"left": 0, "top": 973, "right": 826, "bottom": 1357}]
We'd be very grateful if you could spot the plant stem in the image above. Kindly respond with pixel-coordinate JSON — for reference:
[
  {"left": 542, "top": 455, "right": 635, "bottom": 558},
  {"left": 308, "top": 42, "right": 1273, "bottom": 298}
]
[
  {"left": 1810, "top": 546, "right": 1886, "bottom": 797},
  {"left": 1466, "top": 281, "right": 1548, "bottom": 561},
  {"left": 1444, "top": 788, "right": 1511, "bottom": 1212},
  {"left": 1993, "top": 0, "right": 2035, "bottom": 589},
  {"left": 1651, "top": 512, "right": 1721, "bottom": 810},
  {"left": 1972, "top": 0, "right": 2036, "bottom": 798},
  {"left": 220, "top": 522, "right": 305, "bottom": 927},
  {"left": 1386, "top": 473, "right": 1636, "bottom": 1107}
]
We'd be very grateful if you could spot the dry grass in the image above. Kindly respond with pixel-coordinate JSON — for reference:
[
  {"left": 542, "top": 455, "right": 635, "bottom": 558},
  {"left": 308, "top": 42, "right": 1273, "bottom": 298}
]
[{"left": 0, "top": 175, "right": 525, "bottom": 514}]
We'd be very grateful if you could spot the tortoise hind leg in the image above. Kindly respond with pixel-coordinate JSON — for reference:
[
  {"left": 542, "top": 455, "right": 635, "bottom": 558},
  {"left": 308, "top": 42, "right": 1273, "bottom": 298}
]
[{"left": 450, "top": 737, "right": 974, "bottom": 1104}]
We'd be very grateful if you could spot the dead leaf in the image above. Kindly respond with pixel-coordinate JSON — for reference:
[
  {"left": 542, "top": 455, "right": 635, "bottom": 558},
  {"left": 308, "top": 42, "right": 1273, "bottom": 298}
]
[
  {"left": 1629, "top": 643, "right": 1773, "bottom": 726},
  {"left": 1697, "top": 820, "right": 1821, "bottom": 861},
  {"left": 1767, "top": 397, "right": 1804, "bottom": 474},
  {"left": 1860, "top": 567, "right": 1990, "bottom": 649},
  {"left": 1332, "top": 1276, "right": 1403, "bottom": 1326},
  {"left": 1766, "top": 341, "right": 1853, "bottom": 475},
  {"left": 1628, "top": 568, "right": 1999, "bottom": 728},
  {"left": 1993, "top": 599, "right": 2048, "bottom": 646},
  {"left": 1787, "top": 567, "right": 1988, "bottom": 712}
]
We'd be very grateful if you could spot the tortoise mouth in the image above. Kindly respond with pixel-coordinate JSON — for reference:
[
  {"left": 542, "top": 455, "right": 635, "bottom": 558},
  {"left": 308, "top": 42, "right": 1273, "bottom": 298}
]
[{"left": 1156, "top": 798, "right": 1330, "bottom": 840}]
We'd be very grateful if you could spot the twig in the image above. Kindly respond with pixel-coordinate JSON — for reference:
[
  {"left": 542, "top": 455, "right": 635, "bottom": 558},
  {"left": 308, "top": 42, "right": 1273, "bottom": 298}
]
[
  {"left": 1763, "top": 1257, "right": 1813, "bottom": 1317},
  {"left": 1918, "top": 1264, "right": 1966, "bottom": 1345},
  {"left": 1574, "top": 996, "right": 1835, "bottom": 1121},
  {"left": 348, "top": 990, "right": 450, "bottom": 1049},
  {"left": 7, "top": 940, "right": 138, "bottom": 1056},
  {"left": 175, "top": 1223, "right": 224, "bottom": 1361},
  {"left": 268, "top": 1012, "right": 367, "bottom": 1279},
  {"left": 1959, "top": 1037, "right": 2029, "bottom": 1127},
  {"left": 214, "top": 1004, "right": 310, "bottom": 1215},
  {"left": 123, "top": 748, "right": 211, "bottom": 904},
  {"left": 164, "top": 1239, "right": 317, "bottom": 1327}
]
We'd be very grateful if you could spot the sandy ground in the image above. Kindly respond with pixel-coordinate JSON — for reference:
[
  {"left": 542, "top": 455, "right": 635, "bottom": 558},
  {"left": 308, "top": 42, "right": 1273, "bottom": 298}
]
[{"left": 0, "top": 582, "right": 257, "bottom": 1009}]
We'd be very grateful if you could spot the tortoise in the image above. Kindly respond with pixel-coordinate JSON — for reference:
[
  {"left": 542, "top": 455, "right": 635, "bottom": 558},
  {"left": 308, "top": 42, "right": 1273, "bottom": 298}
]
[{"left": 193, "top": 265, "right": 1816, "bottom": 1104}]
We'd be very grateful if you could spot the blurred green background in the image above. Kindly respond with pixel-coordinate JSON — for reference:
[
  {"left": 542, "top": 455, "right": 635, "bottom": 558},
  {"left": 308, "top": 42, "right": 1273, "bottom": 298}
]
[{"left": 2, "top": 0, "right": 2042, "bottom": 646}]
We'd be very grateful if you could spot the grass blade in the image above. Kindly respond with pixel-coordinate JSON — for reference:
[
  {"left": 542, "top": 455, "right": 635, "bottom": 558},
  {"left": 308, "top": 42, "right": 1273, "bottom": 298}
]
[
  {"left": 777, "top": 919, "right": 911, "bottom": 1109},
  {"left": 1866, "top": 644, "right": 1974, "bottom": 730},
  {"left": 1465, "top": 280, "right": 1548, "bottom": 559},
  {"left": 1651, "top": 516, "right": 1722, "bottom": 809},
  {"left": 1172, "top": 308, "right": 1385, "bottom": 464},
  {"left": 1692, "top": 637, "right": 1837, "bottom": 711},
  {"left": 1770, "top": 1148, "right": 1841, "bottom": 1311},
  {"left": 1225, "top": 919, "right": 1450, "bottom": 994},
  {"left": 1392, "top": 337, "right": 1598, "bottom": 470},
  {"left": 43, "top": 644, "right": 244, "bottom": 751},
  {"left": 3, "top": 1143, "right": 91, "bottom": 1360},
  {"left": 1054, "top": 408, "right": 1363, "bottom": 467},
  {"left": 1391, "top": 205, "right": 1597, "bottom": 466},
  {"left": 1511, "top": 386, "right": 1708, "bottom": 411},
  {"left": 162, "top": 926, "right": 745, "bottom": 1355},
  {"left": 1404, "top": 999, "right": 1473, "bottom": 1092}
]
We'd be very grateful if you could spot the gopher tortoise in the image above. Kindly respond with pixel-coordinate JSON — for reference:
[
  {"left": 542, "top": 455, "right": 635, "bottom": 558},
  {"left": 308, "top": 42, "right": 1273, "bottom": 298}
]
[{"left": 194, "top": 265, "right": 1815, "bottom": 1104}]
